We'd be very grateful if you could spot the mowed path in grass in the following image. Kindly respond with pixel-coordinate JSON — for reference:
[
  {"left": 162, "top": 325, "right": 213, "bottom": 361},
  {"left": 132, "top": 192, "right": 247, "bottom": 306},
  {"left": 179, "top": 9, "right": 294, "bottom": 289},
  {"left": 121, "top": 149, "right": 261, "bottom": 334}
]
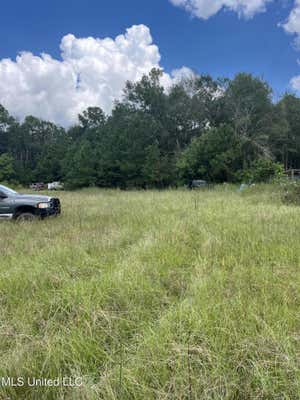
[{"left": 1, "top": 187, "right": 300, "bottom": 400}]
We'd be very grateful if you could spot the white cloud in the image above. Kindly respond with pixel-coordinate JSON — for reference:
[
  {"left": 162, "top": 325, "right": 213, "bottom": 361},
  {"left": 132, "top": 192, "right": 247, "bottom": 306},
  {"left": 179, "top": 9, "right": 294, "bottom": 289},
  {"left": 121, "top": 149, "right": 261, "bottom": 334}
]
[
  {"left": 171, "top": 66, "right": 196, "bottom": 81},
  {"left": 290, "top": 74, "right": 300, "bottom": 90},
  {"left": 169, "top": 0, "right": 272, "bottom": 19},
  {"left": 281, "top": 0, "right": 300, "bottom": 46},
  {"left": 0, "top": 25, "right": 182, "bottom": 126},
  {"left": 281, "top": 1, "right": 300, "bottom": 92}
]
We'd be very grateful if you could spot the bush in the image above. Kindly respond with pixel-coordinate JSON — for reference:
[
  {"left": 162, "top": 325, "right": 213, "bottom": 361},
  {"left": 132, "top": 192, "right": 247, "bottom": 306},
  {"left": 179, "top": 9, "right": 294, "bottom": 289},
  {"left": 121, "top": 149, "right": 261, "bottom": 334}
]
[
  {"left": 280, "top": 179, "right": 300, "bottom": 205},
  {"left": 0, "top": 153, "right": 15, "bottom": 182},
  {"left": 241, "top": 159, "right": 284, "bottom": 183}
]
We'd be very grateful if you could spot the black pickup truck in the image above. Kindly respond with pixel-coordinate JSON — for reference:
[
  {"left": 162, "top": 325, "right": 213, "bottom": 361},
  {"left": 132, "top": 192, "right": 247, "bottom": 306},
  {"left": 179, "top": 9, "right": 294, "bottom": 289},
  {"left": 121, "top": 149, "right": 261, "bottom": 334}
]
[{"left": 0, "top": 184, "right": 61, "bottom": 221}]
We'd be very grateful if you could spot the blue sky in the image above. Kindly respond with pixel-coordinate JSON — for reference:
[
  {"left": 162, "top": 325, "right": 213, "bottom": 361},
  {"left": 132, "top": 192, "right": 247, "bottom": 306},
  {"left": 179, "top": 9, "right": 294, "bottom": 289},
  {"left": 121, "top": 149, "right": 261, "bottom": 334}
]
[{"left": 0, "top": 0, "right": 299, "bottom": 125}]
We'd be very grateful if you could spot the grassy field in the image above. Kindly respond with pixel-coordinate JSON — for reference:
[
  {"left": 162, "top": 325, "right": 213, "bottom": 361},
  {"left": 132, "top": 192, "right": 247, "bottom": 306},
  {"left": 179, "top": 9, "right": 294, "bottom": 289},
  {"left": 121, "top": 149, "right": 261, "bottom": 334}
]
[{"left": 1, "top": 186, "right": 300, "bottom": 399}]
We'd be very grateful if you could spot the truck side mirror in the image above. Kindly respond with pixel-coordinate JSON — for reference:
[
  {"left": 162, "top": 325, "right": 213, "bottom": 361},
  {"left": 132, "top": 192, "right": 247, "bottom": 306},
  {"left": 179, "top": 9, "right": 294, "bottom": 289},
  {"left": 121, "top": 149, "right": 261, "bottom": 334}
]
[{"left": 0, "top": 191, "right": 7, "bottom": 199}]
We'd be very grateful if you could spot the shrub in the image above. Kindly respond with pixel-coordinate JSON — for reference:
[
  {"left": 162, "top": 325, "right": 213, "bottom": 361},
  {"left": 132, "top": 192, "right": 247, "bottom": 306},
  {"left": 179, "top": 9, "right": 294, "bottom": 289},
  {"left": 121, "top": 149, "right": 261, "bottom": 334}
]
[
  {"left": 241, "top": 159, "right": 284, "bottom": 183},
  {"left": 0, "top": 153, "right": 15, "bottom": 182},
  {"left": 280, "top": 179, "right": 300, "bottom": 205}
]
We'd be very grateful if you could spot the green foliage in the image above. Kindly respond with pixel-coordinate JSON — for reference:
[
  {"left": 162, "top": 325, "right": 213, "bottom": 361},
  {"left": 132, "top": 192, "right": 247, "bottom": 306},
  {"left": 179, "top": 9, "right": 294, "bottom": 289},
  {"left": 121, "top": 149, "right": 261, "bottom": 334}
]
[
  {"left": 1, "top": 69, "right": 300, "bottom": 188},
  {"left": 78, "top": 106, "right": 106, "bottom": 130},
  {"left": 0, "top": 153, "right": 15, "bottom": 182},
  {"left": 63, "top": 140, "right": 98, "bottom": 189},
  {"left": 1, "top": 188, "right": 300, "bottom": 399},
  {"left": 275, "top": 94, "right": 300, "bottom": 169},
  {"left": 143, "top": 143, "right": 175, "bottom": 187},
  {"left": 177, "top": 125, "right": 241, "bottom": 183},
  {"left": 280, "top": 179, "right": 300, "bottom": 205},
  {"left": 240, "top": 158, "right": 284, "bottom": 183}
]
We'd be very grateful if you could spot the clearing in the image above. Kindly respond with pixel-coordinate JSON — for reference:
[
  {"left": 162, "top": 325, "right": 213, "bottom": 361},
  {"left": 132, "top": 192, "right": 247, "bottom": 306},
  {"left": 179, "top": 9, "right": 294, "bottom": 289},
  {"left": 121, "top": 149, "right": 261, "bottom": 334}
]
[{"left": 1, "top": 187, "right": 300, "bottom": 399}]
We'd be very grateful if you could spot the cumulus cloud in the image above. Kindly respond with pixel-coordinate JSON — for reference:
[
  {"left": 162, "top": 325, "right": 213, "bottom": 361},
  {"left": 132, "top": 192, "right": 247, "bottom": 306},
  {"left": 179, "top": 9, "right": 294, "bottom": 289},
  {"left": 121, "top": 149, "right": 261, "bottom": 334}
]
[
  {"left": 171, "top": 66, "right": 196, "bottom": 81},
  {"left": 169, "top": 0, "right": 272, "bottom": 19},
  {"left": 281, "top": 0, "right": 300, "bottom": 46},
  {"left": 280, "top": 1, "right": 300, "bottom": 92},
  {"left": 290, "top": 74, "right": 300, "bottom": 91},
  {"left": 0, "top": 25, "right": 184, "bottom": 126}
]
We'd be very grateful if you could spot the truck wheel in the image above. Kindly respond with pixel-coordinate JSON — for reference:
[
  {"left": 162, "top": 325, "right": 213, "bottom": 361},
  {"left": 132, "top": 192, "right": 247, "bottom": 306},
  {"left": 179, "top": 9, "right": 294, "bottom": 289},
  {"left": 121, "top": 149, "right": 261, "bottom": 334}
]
[{"left": 16, "top": 212, "right": 37, "bottom": 222}]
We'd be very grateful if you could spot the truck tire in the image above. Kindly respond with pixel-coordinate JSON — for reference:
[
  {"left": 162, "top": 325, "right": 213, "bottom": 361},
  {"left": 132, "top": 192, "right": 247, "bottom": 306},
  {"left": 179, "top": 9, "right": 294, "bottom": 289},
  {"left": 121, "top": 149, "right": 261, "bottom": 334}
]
[{"left": 16, "top": 212, "right": 38, "bottom": 222}]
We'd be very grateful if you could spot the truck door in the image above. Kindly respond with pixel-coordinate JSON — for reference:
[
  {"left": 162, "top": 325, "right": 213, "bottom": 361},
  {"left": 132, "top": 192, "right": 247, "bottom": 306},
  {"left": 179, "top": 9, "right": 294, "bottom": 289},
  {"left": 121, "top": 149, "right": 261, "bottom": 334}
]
[{"left": 0, "top": 191, "right": 13, "bottom": 219}]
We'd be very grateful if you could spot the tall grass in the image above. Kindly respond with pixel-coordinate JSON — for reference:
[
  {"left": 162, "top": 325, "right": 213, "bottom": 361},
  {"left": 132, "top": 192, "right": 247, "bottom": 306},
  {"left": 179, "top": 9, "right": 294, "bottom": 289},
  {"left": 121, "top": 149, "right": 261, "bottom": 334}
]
[{"left": 1, "top": 186, "right": 300, "bottom": 399}]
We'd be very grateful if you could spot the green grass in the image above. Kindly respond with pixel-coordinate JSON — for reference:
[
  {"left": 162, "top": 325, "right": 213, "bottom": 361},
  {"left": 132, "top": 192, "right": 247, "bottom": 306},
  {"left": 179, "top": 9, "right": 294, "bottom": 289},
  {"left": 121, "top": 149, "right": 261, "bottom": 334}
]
[{"left": 1, "top": 186, "right": 300, "bottom": 399}]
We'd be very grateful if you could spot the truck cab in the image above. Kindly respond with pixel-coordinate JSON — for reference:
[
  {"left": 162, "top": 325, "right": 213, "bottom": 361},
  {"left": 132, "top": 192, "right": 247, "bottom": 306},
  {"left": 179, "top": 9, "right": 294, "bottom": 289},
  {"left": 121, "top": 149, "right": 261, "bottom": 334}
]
[{"left": 0, "top": 184, "right": 61, "bottom": 221}]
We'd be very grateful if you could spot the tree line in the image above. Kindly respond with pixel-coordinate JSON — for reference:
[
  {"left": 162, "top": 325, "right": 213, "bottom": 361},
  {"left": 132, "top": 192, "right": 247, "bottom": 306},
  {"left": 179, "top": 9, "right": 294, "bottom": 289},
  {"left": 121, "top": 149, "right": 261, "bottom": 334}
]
[{"left": 1, "top": 68, "right": 300, "bottom": 189}]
